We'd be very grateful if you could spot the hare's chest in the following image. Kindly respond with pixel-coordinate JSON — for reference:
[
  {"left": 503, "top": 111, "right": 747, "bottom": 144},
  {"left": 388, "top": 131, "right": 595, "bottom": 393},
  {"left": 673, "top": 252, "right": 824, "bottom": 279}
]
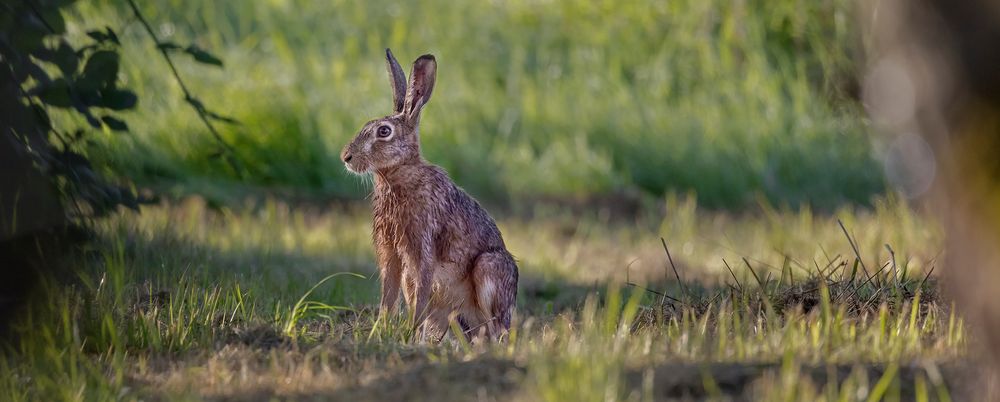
[{"left": 371, "top": 196, "right": 439, "bottom": 256}]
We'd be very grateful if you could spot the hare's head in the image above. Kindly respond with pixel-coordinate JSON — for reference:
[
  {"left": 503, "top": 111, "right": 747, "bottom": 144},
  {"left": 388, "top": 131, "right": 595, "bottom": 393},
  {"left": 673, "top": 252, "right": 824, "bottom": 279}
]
[{"left": 341, "top": 49, "right": 437, "bottom": 174}]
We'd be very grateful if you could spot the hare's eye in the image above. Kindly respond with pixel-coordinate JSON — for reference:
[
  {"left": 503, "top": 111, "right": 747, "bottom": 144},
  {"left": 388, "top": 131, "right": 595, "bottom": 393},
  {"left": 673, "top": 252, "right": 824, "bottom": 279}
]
[{"left": 376, "top": 125, "right": 392, "bottom": 138}]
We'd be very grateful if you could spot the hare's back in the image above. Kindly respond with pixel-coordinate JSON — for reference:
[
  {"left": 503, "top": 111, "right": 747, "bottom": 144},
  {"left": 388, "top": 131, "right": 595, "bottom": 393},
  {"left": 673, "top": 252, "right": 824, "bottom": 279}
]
[{"left": 420, "top": 165, "right": 507, "bottom": 253}]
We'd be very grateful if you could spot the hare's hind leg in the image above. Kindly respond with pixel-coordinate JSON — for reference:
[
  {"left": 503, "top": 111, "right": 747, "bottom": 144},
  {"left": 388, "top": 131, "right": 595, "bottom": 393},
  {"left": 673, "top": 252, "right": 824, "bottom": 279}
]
[
  {"left": 470, "top": 251, "right": 518, "bottom": 339},
  {"left": 418, "top": 307, "right": 453, "bottom": 343}
]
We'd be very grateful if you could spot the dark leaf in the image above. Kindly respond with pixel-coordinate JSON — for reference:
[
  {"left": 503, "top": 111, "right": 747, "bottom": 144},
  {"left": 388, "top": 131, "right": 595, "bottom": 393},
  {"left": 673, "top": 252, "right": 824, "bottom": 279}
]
[
  {"left": 26, "top": 62, "right": 51, "bottom": 85},
  {"left": 31, "top": 40, "right": 65, "bottom": 69},
  {"left": 75, "top": 44, "right": 98, "bottom": 56},
  {"left": 34, "top": 79, "right": 73, "bottom": 108},
  {"left": 0, "top": 11, "right": 13, "bottom": 32},
  {"left": 84, "top": 112, "right": 102, "bottom": 129},
  {"left": 100, "top": 115, "right": 129, "bottom": 131},
  {"left": 53, "top": 42, "right": 78, "bottom": 75},
  {"left": 185, "top": 96, "right": 205, "bottom": 111},
  {"left": 78, "top": 50, "right": 119, "bottom": 91},
  {"left": 77, "top": 166, "right": 98, "bottom": 183},
  {"left": 105, "top": 186, "right": 122, "bottom": 204},
  {"left": 119, "top": 189, "right": 140, "bottom": 211},
  {"left": 51, "top": 0, "right": 80, "bottom": 8},
  {"left": 39, "top": 7, "right": 66, "bottom": 34},
  {"left": 86, "top": 30, "right": 109, "bottom": 43},
  {"left": 75, "top": 88, "right": 103, "bottom": 108},
  {"left": 104, "top": 26, "right": 120, "bottom": 45},
  {"left": 8, "top": 56, "right": 30, "bottom": 83},
  {"left": 205, "top": 110, "right": 240, "bottom": 125},
  {"left": 12, "top": 28, "right": 45, "bottom": 53},
  {"left": 59, "top": 150, "right": 91, "bottom": 169},
  {"left": 185, "top": 45, "right": 223, "bottom": 67},
  {"left": 97, "top": 89, "right": 138, "bottom": 110},
  {"left": 157, "top": 42, "right": 182, "bottom": 51},
  {"left": 30, "top": 104, "right": 52, "bottom": 130}
]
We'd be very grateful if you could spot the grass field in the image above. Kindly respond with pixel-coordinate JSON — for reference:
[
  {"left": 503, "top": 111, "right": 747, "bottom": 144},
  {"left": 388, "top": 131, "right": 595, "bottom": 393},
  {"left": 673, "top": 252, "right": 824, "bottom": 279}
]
[
  {"left": 67, "top": 0, "right": 882, "bottom": 209},
  {"left": 0, "top": 196, "right": 974, "bottom": 401},
  {"left": 6, "top": 0, "right": 982, "bottom": 400}
]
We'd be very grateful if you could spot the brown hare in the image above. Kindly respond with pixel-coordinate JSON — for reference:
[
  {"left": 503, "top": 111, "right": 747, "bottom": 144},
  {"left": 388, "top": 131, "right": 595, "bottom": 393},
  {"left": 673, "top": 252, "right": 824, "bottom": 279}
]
[{"left": 340, "top": 49, "right": 518, "bottom": 341}]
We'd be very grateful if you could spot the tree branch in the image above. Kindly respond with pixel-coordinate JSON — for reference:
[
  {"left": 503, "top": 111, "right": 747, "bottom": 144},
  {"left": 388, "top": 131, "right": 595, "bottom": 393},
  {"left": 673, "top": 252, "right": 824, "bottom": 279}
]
[{"left": 124, "top": 0, "right": 244, "bottom": 177}]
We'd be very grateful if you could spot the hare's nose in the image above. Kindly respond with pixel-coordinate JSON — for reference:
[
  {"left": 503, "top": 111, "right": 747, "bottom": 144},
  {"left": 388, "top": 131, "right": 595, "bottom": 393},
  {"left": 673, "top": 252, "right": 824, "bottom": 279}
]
[{"left": 342, "top": 153, "right": 353, "bottom": 163}]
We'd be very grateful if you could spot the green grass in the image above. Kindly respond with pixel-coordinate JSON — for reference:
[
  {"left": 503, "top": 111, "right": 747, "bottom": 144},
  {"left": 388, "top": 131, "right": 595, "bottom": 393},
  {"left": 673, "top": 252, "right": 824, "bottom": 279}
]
[
  {"left": 62, "top": 0, "right": 882, "bottom": 208},
  {"left": 0, "top": 197, "right": 968, "bottom": 400},
  {"left": 7, "top": 2, "right": 964, "bottom": 399}
]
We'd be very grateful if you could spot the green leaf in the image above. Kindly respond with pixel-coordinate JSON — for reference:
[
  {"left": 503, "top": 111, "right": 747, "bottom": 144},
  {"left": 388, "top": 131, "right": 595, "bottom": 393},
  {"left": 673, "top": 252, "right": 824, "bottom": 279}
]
[
  {"left": 100, "top": 115, "right": 129, "bottom": 131},
  {"left": 97, "top": 89, "right": 138, "bottom": 110},
  {"left": 78, "top": 50, "right": 119, "bottom": 91},
  {"left": 185, "top": 45, "right": 223, "bottom": 67}
]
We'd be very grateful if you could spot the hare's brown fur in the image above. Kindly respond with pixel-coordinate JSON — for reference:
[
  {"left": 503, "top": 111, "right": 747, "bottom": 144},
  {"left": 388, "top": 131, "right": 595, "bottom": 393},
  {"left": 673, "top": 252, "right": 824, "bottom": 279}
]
[{"left": 341, "top": 49, "right": 517, "bottom": 341}]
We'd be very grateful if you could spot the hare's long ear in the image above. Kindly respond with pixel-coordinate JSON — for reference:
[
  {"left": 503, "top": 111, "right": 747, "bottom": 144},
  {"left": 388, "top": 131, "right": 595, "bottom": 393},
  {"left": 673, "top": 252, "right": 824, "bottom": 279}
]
[
  {"left": 403, "top": 54, "right": 436, "bottom": 122},
  {"left": 385, "top": 48, "right": 407, "bottom": 114}
]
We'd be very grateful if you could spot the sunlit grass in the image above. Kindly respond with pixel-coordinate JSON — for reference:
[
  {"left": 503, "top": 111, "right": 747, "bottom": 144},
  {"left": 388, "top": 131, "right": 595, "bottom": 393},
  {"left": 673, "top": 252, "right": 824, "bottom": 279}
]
[
  {"left": 516, "top": 285, "right": 961, "bottom": 401},
  {"left": 0, "top": 197, "right": 964, "bottom": 400}
]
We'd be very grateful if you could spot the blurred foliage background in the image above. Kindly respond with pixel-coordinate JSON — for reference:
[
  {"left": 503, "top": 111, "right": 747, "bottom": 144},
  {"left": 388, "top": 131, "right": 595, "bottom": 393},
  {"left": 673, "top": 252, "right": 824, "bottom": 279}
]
[{"left": 68, "top": 0, "right": 882, "bottom": 209}]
